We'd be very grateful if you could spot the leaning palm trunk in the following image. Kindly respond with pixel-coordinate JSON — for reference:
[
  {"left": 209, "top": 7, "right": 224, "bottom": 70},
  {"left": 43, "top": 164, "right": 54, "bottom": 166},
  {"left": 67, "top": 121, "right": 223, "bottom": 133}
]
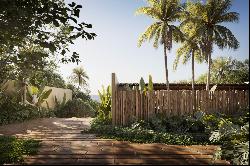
[
  {"left": 164, "top": 42, "right": 169, "bottom": 90},
  {"left": 191, "top": 50, "right": 196, "bottom": 112}
]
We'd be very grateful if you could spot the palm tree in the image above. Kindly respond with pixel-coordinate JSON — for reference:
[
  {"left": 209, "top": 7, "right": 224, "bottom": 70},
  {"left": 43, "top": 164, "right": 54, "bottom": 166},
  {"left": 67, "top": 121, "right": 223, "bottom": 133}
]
[
  {"left": 136, "top": 0, "right": 184, "bottom": 90},
  {"left": 187, "top": 0, "right": 239, "bottom": 90},
  {"left": 70, "top": 66, "right": 89, "bottom": 89},
  {"left": 173, "top": 37, "right": 204, "bottom": 110},
  {"left": 173, "top": 1, "right": 205, "bottom": 111}
]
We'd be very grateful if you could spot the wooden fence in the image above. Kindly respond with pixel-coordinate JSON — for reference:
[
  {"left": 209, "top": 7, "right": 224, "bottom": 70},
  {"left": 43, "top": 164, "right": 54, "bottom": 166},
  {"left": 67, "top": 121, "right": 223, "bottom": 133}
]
[{"left": 111, "top": 73, "right": 249, "bottom": 126}]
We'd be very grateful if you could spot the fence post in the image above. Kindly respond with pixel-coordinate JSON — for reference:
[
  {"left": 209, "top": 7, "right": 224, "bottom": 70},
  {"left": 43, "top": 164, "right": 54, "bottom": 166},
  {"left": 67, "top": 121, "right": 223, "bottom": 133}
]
[{"left": 111, "top": 73, "right": 118, "bottom": 126}]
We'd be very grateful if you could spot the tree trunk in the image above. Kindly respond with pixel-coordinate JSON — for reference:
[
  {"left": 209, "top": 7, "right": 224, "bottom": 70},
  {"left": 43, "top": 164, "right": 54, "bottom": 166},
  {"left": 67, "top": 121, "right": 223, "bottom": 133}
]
[
  {"left": 164, "top": 42, "right": 169, "bottom": 90},
  {"left": 22, "top": 78, "right": 27, "bottom": 105},
  {"left": 206, "top": 53, "right": 211, "bottom": 91},
  {"left": 191, "top": 51, "right": 196, "bottom": 112}
]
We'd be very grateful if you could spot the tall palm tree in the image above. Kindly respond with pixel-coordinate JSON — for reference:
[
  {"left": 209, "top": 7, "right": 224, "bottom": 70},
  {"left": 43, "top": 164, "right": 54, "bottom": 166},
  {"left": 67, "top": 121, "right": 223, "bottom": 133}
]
[
  {"left": 173, "top": 1, "right": 205, "bottom": 111},
  {"left": 70, "top": 66, "right": 89, "bottom": 89},
  {"left": 136, "top": 0, "right": 184, "bottom": 90},
  {"left": 174, "top": 36, "right": 204, "bottom": 110},
  {"left": 186, "top": 0, "right": 239, "bottom": 90}
]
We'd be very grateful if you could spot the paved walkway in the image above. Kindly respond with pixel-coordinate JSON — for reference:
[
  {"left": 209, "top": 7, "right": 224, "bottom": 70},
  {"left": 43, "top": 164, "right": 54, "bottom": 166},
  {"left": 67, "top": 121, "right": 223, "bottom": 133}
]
[{"left": 0, "top": 118, "right": 230, "bottom": 165}]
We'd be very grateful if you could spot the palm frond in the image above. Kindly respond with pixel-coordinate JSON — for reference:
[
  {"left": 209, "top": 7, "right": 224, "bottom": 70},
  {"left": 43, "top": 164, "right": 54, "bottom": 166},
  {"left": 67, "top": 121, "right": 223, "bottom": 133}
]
[
  {"left": 214, "top": 25, "right": 239, "bottom": 50},
  {"left": 138, "top": 22, "right": 161, "bottom": 47},
  {"left": 135, "top": 7, "right": 161, "bottom": 20},
  {"left": 217, "top": 12, "right": 239, "bottom": 23},
  {"left": 153, "top": 25, "right": 163, "bottom": 48}
]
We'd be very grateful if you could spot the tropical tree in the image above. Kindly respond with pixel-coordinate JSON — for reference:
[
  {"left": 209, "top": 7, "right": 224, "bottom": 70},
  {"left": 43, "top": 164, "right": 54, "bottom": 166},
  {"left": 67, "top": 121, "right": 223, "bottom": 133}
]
[
  {"left": 173, "top": 1, "right": 205, "bottom": 111},
  {"left": 173, "top": 36, "right": 203, "bottom": 111},
  {"left": 69, "top": 66, "right": 89, "bottom": 89},
  {"left": 186, "top": 0, "right": 239, "bottom": 90},
  {"left": 196, "top": 57, "right": 249, "bottom": 84},
  {"left": 136, "top": 0, "right": 184, "bottom": 90}
]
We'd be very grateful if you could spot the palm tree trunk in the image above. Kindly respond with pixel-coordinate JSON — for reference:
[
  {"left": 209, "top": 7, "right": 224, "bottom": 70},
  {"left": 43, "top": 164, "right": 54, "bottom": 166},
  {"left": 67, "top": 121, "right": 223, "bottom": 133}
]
[
  {"left": 22, "top": 78, "right": 27, "bottom": 105},
  {"left": 78, "top": 75, "right": 81, "bottom": 89},
  {"left": 206, "top": 53, "right": 211, "bottom": 91},
  {"left": 164, "top": 42, "right": 169, "bottom": 90},
  {"left": 191, "top": 51, "right": 196, "bottom": 112}
]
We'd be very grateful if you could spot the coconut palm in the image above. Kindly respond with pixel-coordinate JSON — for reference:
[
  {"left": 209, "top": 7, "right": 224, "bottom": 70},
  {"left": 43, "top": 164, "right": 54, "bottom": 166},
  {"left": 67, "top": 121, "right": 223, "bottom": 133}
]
[
  {"left": 186, "top": 0, "right": 239, "bottom": 90},
  {"left": 70, "top": 66, "right": 89, "bottom": 89},
  {"left": 173, "top": 1, "right": 205, "bottom": 111},
  {"left": 173, "top": 36, "right": 204, "bottom": 111},
  {"left": 136, "top": 0, "right": 184, "bottom": 90}
]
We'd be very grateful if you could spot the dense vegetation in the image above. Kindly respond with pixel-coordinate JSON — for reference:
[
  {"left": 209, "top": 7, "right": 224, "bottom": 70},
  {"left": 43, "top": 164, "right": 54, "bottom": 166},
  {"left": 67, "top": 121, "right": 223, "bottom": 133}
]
[
  {"left": 0, "top": 0, "right": 98, "bottom": 124},
  {"left": 87, "top": 84, "right": 249, "bottom": 165},
  {"left": 0, "top": 136, "right": 40, "bottom": 164}
]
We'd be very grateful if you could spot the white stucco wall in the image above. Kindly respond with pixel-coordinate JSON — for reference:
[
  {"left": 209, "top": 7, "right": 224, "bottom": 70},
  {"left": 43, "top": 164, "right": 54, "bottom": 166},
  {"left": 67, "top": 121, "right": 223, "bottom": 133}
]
[
  {"left": 1, "top": 80, "right": 72, "bottom": 109},
  {"left": 41, "top": 86, "right": 72, "bottom": 109}
]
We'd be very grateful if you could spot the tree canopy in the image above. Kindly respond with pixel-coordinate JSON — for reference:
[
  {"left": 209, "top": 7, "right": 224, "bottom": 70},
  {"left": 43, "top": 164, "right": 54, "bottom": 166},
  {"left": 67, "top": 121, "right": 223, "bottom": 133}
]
[
  {"left": 0, "top": 0, "right": 96, "bottom": 64},
  {"left": 196, "top": 57, "right": 249, "bottom": 84}
]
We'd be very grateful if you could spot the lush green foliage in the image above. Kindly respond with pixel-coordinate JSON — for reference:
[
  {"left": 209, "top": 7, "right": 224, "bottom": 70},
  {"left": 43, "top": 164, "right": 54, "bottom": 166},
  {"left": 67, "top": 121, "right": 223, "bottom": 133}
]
[
  {"left": 95, "top": 85, "right": 112, "bottom": 125},
  {"left": 66, "top": 83, "right": 99, "bottom": 113},
  {"left": 210, "top": 108, "right": 249, "bottom": 165},
  {"left": 88, "top": 116, "right": 209, "bottom": 145},
  {"left": 0, "top": 136, "right": 40, "bottom": 164},
  {"left": 0, "top": 0, "right": 96, "bottom": 63},
  {"left": 54, "top": 98, "right": 96, "bottom": 118},
  {"left": 0, "top": 92, "right": 55, "bottom": 125},
  {"left": 88, "top": 108, "right": 249, "bottom": 165},
  {"left": 196, "top": 57, "right": 249, "bottom": 84},
  {"left": 29, "top": 69, "right": 67, "bottom": 89}
]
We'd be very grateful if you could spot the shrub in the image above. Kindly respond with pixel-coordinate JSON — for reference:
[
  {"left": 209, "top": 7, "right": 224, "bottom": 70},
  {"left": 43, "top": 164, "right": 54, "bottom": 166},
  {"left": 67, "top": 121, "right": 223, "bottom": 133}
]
[
  {"left": 54, "top": 98, "right": 96, "bottom": 118},
  {"left": 210, "top": 117, "right": 249, "bottom": 165},
  {"left": 0, "top": 136, "right": 40, "bottom": 164},
  {"left": 87, "top": 120, "right": 208, "bottom": 145},
  {"left": 93, "top": 85, "right": 112, "bottom": 125},
  {"left": 0, "top": 92, "right": 55, "bottom": 125}
]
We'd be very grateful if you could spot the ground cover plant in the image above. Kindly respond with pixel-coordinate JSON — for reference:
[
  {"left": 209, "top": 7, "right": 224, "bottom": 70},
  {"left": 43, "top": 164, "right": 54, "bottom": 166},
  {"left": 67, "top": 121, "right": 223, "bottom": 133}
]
[
  {"left": 0, "top": 136, "right": 40, "bottom": 165},
  {"left": 0, "top": 92, "right": 55, "bottom": 125},
  {"left": 86, "top": 86, "right": 249, "bottom": 165}
]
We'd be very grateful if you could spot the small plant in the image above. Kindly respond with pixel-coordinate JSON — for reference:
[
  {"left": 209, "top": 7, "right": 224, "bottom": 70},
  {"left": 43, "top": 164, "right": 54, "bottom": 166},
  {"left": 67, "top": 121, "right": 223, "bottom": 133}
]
[
  {"left": 96, "top": 85, "right": 112, "bottom": 124},
  {"left": 0, "top": 136, "right": 40, "bottom": 164},
  {"left": 139, "top": 75, "right": 154, "bottom": 93}
]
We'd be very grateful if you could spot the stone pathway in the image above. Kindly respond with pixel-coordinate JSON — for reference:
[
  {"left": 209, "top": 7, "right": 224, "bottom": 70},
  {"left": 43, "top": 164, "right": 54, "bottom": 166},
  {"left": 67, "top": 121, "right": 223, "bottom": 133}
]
[{"left": 0, "top": 118, "right": 230, "bottom": 165}]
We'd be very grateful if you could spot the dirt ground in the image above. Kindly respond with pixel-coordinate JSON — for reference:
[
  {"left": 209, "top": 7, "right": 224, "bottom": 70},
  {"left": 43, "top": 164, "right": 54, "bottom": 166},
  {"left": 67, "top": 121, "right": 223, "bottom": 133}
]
[{"left": 0, "top": 117, "right": 93, "bottom": 136}]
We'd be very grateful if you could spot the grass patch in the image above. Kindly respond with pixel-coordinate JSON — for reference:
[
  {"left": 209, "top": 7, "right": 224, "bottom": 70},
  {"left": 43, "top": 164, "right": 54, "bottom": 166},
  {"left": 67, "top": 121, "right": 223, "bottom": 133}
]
[{"left": 0, "top": 136, "right": 41, "bottom": 164}]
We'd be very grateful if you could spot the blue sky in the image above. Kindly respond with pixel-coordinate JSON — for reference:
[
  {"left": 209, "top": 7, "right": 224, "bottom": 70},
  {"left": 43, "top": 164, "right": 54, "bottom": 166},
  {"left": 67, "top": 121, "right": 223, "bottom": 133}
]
[{"left": 60, "top": 0, "right": 249, "bottom": 95}]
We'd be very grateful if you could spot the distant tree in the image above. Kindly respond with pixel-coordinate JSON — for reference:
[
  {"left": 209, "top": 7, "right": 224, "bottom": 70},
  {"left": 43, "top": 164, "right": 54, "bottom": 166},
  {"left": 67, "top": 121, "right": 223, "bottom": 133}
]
[
  {"left": 196, "top": 57, "right": 249, "bottom": 84},
  {"left": 136, "top": 0, "right": 184, "bottom": 90},
  {"left": 69, "top": 66, "right": 89, "bottom": 89}
]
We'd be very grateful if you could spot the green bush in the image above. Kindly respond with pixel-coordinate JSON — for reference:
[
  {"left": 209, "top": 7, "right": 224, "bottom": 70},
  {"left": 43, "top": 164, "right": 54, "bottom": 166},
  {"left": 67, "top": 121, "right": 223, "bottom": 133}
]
[
  {"left": 0, "top": 92, "right": 55, "bottom": 125},
  {"left": 0, "top": 136, "right": 40, "bottom": 164},
  {"left": 210, "top": 109, "right": 249, "bottom": 165},
  {"left": 54, "top": 98, "right": 96, "bottom": 118},
  {"left": 89, "top": 85, "right": 112, "bottom": 125},
  {"left": 87, "top": 119, "right": 209, "bottom": 145}
]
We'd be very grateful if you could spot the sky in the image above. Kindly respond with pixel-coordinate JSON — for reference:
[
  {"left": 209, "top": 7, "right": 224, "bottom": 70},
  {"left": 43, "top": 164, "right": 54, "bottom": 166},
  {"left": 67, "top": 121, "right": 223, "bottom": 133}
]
[{"left": 59, "top": 0, "right": 249, "bottom": 95}]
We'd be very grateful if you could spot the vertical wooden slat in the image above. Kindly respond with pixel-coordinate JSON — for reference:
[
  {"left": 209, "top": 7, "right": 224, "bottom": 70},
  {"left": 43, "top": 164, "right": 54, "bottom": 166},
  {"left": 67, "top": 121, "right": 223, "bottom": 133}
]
[
  {"left": 167, "top": 90, "right": 170, "bottom": 115},
  {"left": 180, "top": 91, "right": 184, "bottom": 115},
  {"left": 196, "top": 90, "right": 199, "bottom": 111}
]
